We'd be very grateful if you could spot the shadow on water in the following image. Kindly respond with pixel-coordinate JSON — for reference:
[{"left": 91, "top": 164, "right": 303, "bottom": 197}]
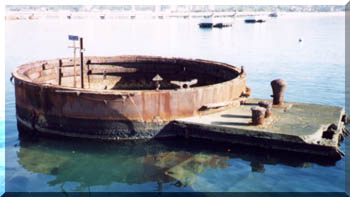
[{"left": 14, "top": 128, "right": 339, "bottom": 192}]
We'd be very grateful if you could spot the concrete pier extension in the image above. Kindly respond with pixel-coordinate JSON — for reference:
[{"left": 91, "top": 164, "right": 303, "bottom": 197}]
[{"left": 173, "top": 98, "right": 347, "bottom": 160}]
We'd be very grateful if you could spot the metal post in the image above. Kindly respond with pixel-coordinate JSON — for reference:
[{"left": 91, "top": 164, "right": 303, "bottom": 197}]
[
  {"left": 87, "top": 60, "right": 90, "bottom": 88},
  {"left": 103, "top": 69, "right": 107, "bottom": 90},
  {"left": 251, "top": 107, "right": 266, "bottom": 125},
  {"left": 58, "top": 59, "right": 62, "bottom": 86},
  {"left": 80, "top": 37, "right": 84, "bottom": 89},
  {"left": 42, "top": 63, "right": 46, "bottom": 71},
  {"left": 258, "top": 101, "right": 272, "bottom": 118},
  {"left": 271, "top": 79, "right": 287, "bottom": 106},
  {"left": 73, "top": 40, "right": 76, "bottom": 88}
]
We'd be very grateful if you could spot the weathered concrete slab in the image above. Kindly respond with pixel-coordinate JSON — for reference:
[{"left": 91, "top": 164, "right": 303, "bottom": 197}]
[{"left": 174, "top": 98, "right": 347, "bottom": 159}]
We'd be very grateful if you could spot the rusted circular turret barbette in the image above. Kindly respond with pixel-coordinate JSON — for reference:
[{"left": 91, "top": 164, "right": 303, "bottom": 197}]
[{"left": 13, "top": 55, "right": 248, "bottom": 140}]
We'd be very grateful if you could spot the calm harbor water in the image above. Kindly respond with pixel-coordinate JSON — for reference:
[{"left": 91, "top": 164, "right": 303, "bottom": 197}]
[{"left": 4, "top": 13, "right": 346, "bottom": 192}]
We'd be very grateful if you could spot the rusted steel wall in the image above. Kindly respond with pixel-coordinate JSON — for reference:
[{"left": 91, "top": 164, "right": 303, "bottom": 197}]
[{"left": 13, "top": 56, "right": 247, "bottom": 139}]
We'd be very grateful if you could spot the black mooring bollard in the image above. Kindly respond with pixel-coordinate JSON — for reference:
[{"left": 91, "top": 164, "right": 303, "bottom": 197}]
[
  {"left": 251, "top": 107, "right": 266, "bottom": 125},
  {"left": 271, "top": 79, "right": 287, "bottom": 106}
]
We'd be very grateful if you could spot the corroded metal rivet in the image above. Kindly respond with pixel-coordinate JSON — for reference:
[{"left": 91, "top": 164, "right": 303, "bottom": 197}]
[
  {"left": 271, "top": 79, "right": 287, "bottom": 106},
  {"left": 251, "top": 107, "right": 266, "bottom": 125},
  {"left": 258, "top": 101, "right": 272, "bottom": 118}
]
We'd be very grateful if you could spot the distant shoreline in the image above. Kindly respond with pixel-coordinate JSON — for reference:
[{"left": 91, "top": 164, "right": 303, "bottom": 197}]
[
  {"left": 5, "top": 10, "right": 345, "bottom": 21},
  {"left": 277, "top": 11, "right": 344, "bottom": 16}
]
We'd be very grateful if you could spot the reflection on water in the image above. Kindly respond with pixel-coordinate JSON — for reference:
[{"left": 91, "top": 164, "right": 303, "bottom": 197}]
[
  {"left": 14, "top": 131, "right": 338, "bottom": 192},
  {"left": 17, "top": 135, "right": 230, "bottom": 191}
]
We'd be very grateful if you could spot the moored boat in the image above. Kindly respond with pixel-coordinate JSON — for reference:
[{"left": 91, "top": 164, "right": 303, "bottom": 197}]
[
  {"left": 199, "top": 22, "right": 213, "bottom": 28},
  {"left": 269, "top": 12, "right": 278, "bottom": 17},
  {"left": 244, "top": 18, "right": 256, "bottom": 23},
  {"left": 213, "top": 23, "right": 232, "bottom": 28},
  {"left": 245, "top": 17, "right": 266, "bottom": 23},
  {"left": 199, "top": 18, "right": 213, "bottom": 28}
]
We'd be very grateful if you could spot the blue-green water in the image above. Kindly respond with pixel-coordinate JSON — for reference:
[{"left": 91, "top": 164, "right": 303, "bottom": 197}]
[{"left": 3, "top": 14, "right": 346, "bottom": 192}]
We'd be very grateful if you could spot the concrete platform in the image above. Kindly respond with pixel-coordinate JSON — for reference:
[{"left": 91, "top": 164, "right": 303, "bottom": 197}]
[{"left": 174, "top": 98, "right": 347, "bottom": 160}]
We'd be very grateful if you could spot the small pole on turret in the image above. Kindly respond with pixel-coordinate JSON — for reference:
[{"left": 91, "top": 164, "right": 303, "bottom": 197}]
[
  {"left": 73, "top": 40, "right": 77, "bottom": 88},
  {"left": 80, "top": 37, "right": 84, "bottom": 89},
  {"left": 103, "top": 69, "right": 107, "bottom": 90},
  {"left": 58, "top": 59, "right": 62, "bottom": 86},
  {"left": 68, "top": 35, "right": 80, "bottom": 88}
]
